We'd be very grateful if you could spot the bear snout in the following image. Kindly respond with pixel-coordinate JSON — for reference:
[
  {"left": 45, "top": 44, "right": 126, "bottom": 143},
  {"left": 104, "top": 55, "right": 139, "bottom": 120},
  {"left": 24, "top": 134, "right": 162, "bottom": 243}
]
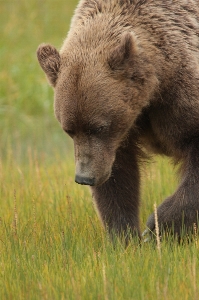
[{"left": 75, "top": 175, "right": 95, "bottom": 186}]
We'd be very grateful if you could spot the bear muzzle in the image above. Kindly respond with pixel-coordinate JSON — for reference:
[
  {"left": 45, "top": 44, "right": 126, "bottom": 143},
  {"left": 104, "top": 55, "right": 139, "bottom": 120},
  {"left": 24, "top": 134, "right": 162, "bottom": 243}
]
[
  {"left": 75, "top": 175, "right": 95, "bottom": 186},
  {"left": 74, "top": 151, "right": 114, "bottom": 186}
]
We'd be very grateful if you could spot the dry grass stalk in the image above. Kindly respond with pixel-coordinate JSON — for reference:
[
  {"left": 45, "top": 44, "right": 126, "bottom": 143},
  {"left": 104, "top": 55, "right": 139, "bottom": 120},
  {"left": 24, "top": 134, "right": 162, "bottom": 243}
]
[
  {"left": 193, "top": 223, "right": 197, "bottom": 246},
  {"left": 13, "top": 189, "right": 18, "bottom": 237},
  {"left": 154, "top": 203, "right": 161, "bottom": 260},
  {"left": 32, "top": 198, "right": 37, "bottom": 243},
  {"left": 192, "top": 256, "right": 197, "bottom": 300},
  {"left": 62, "top": 230, "right": 66, "bottom": 269},
  {"left": 102, "top": 263, "right": 109, "bottom": 300}
]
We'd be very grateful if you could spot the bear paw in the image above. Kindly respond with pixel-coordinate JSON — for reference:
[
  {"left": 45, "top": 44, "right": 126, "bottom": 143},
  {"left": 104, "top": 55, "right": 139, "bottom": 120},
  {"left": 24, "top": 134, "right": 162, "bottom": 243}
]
[{"left": 142, "top": 194, "right": 199, "bottom": 242}]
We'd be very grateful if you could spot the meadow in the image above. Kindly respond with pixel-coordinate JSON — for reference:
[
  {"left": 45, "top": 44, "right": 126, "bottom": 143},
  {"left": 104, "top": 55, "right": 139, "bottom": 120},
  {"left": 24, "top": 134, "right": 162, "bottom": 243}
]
[{"left": 0, "top": 1, "right": 199, "bottom": 299}]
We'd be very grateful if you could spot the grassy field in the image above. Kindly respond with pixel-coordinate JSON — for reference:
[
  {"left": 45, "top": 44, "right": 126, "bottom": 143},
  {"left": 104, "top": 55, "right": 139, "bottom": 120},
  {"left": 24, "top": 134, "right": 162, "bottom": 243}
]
[{"left": 1, "top": 1, "right": 199, "bottom": 299}]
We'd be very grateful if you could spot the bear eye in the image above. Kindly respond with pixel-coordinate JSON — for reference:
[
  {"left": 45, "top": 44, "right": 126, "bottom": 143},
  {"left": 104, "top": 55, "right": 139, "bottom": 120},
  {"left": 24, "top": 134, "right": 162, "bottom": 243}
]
[{"left": 88, "top": 126, "right": 105, "bottom": 135}]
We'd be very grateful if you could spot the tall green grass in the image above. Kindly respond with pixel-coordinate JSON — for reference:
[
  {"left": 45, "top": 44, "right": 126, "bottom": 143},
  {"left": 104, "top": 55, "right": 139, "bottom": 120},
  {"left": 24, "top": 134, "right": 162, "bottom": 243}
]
[{"left": 1, "top": 1, "right": 199, "bottom": 299}]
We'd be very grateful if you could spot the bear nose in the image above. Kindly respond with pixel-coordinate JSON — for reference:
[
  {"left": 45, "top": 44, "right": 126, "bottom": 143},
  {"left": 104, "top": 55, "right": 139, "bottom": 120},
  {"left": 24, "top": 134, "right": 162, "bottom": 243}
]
[{"left": 75, "top": 175, "right": 95, "bottom": 186}]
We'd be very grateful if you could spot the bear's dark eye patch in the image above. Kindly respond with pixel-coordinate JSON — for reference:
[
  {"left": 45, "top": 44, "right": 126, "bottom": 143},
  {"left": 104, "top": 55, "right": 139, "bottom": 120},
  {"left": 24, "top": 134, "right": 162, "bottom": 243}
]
[{"left": 87, "top": 126, "right": 106, "bottom": 136}]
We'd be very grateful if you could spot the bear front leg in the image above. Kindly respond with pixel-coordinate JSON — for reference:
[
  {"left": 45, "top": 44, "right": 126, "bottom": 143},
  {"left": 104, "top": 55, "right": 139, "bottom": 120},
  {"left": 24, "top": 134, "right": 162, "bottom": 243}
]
[
  {"left": 145, "top": 141, "right": 199, "bottom": 240},
  {"left": 91, "top": 142, "right": 141, "bottom": 244}
]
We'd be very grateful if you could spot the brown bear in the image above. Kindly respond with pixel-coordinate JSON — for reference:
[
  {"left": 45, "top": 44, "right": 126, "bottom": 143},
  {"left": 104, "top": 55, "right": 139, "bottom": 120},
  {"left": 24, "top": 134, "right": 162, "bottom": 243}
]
[{"left": 37, "top": 0, "right": 199, "bottom": 243}]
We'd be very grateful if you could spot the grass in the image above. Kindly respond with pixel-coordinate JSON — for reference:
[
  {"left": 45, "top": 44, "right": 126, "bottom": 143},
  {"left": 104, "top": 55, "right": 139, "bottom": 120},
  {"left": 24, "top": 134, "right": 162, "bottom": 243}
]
[{"left": 1, "top": 0, "right": 199, "bottom": 299}]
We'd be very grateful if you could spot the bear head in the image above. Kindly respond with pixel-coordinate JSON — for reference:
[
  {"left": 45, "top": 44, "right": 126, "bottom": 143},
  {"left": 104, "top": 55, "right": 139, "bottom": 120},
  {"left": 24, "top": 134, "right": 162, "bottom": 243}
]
[{"left": 37, "top": 31, "right": 157, "bottom": 186}]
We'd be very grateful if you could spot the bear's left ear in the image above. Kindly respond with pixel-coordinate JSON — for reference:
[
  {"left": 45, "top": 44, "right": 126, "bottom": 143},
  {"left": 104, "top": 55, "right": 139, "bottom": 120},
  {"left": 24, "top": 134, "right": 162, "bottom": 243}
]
[
  {"left": 37, "top": 44, "right": 61, "bottom": 87},
  {"left": 108, "top": 32, "right": 138, "bottom": 71}
]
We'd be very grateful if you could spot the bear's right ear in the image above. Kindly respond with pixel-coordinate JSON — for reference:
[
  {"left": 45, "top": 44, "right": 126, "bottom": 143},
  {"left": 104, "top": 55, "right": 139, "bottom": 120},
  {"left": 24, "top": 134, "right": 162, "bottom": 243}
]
[
  {"left": 108, "top": 32, "right": 138, "bottom": 71},
  {"left": 37, "top": 44, "right": 61, "bottom": 87}
]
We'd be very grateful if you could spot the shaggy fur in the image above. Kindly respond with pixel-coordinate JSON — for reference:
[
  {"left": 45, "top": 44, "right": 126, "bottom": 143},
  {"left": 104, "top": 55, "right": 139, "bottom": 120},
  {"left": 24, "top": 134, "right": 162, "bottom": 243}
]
[{"left": 37, "top": 0, "right": 199, "bottom": 242}]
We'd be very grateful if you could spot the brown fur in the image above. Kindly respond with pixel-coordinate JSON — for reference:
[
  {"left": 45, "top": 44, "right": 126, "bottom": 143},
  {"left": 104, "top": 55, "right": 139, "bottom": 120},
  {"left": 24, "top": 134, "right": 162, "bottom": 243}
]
[{"left": 37, "top": 0, "right": 199, "bottom": 242}]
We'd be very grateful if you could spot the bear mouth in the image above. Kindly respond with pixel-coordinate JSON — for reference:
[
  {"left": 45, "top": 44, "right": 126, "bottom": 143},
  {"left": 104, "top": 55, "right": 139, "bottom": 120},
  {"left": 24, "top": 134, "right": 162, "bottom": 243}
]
[
  {"left": 75, "top": 175, "right": 95, "bottom": 186},
  {"left": 75, "top": 170, "right": 111, "bottom": 187}
]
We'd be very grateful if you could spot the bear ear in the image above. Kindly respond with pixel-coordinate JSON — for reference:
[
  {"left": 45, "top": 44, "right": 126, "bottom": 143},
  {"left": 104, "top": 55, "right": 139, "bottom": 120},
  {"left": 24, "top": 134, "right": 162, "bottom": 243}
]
[
  {"left": 108, "top": 32, "right": 138, "bottom": 71},
  {"left": 37, "top": 44, "right": 61, "bottom": 87}
]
